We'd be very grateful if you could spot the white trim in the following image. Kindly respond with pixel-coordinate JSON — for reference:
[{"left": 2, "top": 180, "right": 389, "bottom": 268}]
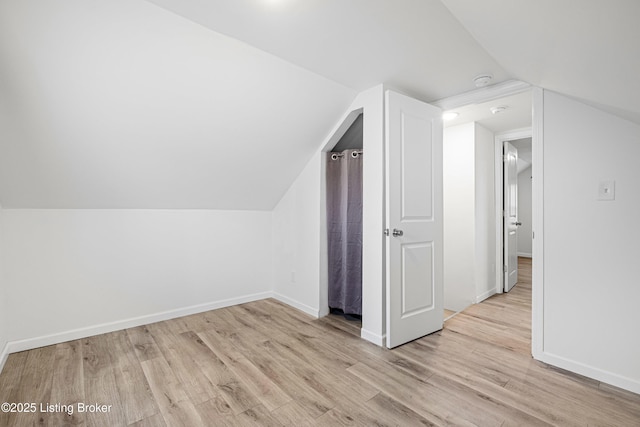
[
  {"left": 494, "top": 135, "right": 504, "bottom": 294},
  {"left": 517, "top": 252, "right": 532, "bottom": 258},
  {"left": 531, "top": 87, "right": 545, "bottom": 359},
  {"left": 495, "top": 128, "right": 533, "bottom": 140},
  {"left": 272, "top": 292, "right": 320, "bottom": 318},
  {"left": 0, "top": 341, "right": 9, "bottom": 373},
  {"left": 320, "top": 109, "right": 363, "bottom": 153},
  {"left": 432, "top": 80, "right": 531, "bottom": 111},
  {"left": 494, "top": 127, "right": 533, "bottom": 295},
  {"left": 4, "top": 292, "right": 271, "bottom": 355},
  {"left": 444, "top": 311, "right": 460, "bottom": 322},
  {"left": 361, "top": 328, "right": 385, "bottom": 346},
  {"left": 539, "top": 351, "right": 640, "bottom": 395},
  {"left": 476, "top": 288, "right": 496, "bottom": 304}
]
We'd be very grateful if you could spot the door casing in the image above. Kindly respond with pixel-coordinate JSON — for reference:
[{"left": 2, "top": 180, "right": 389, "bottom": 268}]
[{"left": 494, "top": 128, "right": 531, "bottom": 295}]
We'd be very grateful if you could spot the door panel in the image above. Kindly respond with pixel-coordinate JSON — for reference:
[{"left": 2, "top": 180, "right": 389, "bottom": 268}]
[
  {"left": 386, "top": 90, "right": 443, "bottom": 348},
  {"left": 504, "top": 141, "right": 519, "bottom": 292},
  {"left": 401, "top": 243, "right": 433, "bottom": 315},
  {"left": 401, "top": 113, "right": 433, "bottom": 220}
]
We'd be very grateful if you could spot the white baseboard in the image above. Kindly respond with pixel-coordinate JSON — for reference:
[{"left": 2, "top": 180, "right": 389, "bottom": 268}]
[
  {"left": 361, "top": 328, "right": 385, "bottom": 347},
  {"left": 539, "top": 351, "right": 640, "bottom": 395},
  {"left": 5, "top": 291, "right": 272, "bottom": 356},
  {"left": 0, "top": 341, "right": 9, "bottom": 373},
  {"left": 476, "top": 288, "right": 497, "bottom": 304},
  {"left": 517, "top": 252, "right": 532, "bottom": 258},
  {"left": 1, "top": 291, "right": 385, "bottom": 375},
  {"left": 270, "top": 292, "right": 387, "bottom": 348},
  {"left": 271, "top": 292, "right": 320, "bottom": 318}
]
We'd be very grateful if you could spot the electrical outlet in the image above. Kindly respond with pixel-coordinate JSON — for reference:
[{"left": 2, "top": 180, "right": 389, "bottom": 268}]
[{"left": 598, "top": 180, "right": 615, "bottom": 201}]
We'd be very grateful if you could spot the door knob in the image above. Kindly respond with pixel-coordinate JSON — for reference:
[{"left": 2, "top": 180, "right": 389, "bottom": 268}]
[{"left": 392, "top": 228, "right": 404, "bottom": 237}]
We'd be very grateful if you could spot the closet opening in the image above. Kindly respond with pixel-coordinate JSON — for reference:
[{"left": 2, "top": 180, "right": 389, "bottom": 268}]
[{"left": 325, "top": 113, "right": 364, "bottom": 333}]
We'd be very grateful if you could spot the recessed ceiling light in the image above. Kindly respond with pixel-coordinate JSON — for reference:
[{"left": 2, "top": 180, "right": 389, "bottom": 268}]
[
  {"left": 490, "top": 105, "right": 509, "bottom": 115},
  {"left": 442, "top": 112, "right": 459, "bottom": 121},
  {"left": 473, "top": 74, "right": 493, "bottom": 88}
]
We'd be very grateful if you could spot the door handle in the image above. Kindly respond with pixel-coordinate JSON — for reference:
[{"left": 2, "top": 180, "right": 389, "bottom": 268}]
[
  {"left": 392, "top": 228, "right": 404, "bottom": 237},
  {"left": 515, "top": 222, "right": 522, "bottom": 226}
]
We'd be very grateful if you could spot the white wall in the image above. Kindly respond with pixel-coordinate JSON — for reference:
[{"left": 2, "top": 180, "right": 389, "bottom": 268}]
[
  {"left": 517, "top": 166, "right": 533, "bottom": 257},
  {"left": 474, "top": 124, "right": 496, "bottom": 302},
  {"left": 272, "top": 152, "right": 323, "bottom": 316},
  {"left": 542, "top": 90, "right": 640, "bottom": 393},
  {"left": 444, "top": 122, "right": 496, "bottom": 312},
  {"left": 0, "top": 0, "right": 356, "bottom": 211},
  {"left": 271, "top": 85, "right": 386, "bottom": 345},
  {"left": 1, "top": 209, "right": 272, "bottom": 350},
  {"left": 0, "top": 205, "right": 8, "bottom": 369},
  {"left": 443, "top": 123, "right": 476, "bottom": 311}
]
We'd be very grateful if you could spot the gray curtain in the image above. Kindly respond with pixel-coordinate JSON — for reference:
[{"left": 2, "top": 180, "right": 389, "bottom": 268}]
[{"left": 326, "top": 149, "right": 363, "bottom": 315}]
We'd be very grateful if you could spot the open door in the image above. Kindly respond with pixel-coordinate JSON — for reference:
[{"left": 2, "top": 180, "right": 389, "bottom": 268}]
[
  {"left": 385, "top": 91, "right": 443, "bottom": 348},
  {"left": 503, "top": 141, "right": 519, "bottom": 292}
]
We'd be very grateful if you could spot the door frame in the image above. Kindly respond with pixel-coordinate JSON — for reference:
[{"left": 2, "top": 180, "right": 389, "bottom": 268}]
[
  {"left": 494, "top": 128, "right": 531, "bottom": 295},
  {"left": 433, "top": 81, "right": 544, "bottom": 359},
  {"left": 318, "top": 85, "right": 387, "bottom": 347}
]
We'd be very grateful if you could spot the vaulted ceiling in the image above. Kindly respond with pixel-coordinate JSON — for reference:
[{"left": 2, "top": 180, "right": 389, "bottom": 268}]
[
  {"left": 0, "top": 0, "right": 354, "bottom": 209},
  {"left": 442, "top": 0, "right": 640, "bottom": 124},
  {"left": 1, "top": 0, "right": 638, "bottom": 209}
]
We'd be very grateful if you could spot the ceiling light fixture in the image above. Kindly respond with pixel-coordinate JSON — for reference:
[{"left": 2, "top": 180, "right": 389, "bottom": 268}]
[
  {"left": 442, "top": 112, "right": 459, "bottom": 121},
  {"left": 490, "top": 105, "right": 509, "bottom": 115},
  {"left": 473, "top": 74, "right": 493, "bottom": 88}
]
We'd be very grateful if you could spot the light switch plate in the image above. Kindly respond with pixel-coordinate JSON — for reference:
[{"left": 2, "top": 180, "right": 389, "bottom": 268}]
[{"left": 598, "top": 180, "right": 615, "bottom": 201}]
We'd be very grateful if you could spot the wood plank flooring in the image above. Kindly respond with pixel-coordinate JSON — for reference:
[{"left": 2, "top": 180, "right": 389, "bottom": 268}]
[{"left": 1, "top": 257, "right": 639, "bottom": 426}]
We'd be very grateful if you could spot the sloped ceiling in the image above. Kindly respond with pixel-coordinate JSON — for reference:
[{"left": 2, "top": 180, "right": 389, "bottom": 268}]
[
  {"left": 1, "top": 0, "right": 638, "bottom": 209},
  {"left": 441, "top": 0, "right": 640, "bottom": 124},
  {"left": 144, "top": 0, "right": 511, "bottom": 102},
  {"left": 0, "top": 0, "right": 355, "bottom": 209}
]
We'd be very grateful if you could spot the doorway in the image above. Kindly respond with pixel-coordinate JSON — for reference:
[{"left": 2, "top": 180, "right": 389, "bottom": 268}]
[
  {"left": 495, "top": 129, "right": 533, "bottom": 295},
  {"left": 501, "top": 135, "right": 533, "bottom": 293},
  {"left": 319, "top": 87, "right": 445, "bottom": 348},
  {"left": 325, "top": 113, "right": 364, "bottom": 333},
  {"left": 441, "top": 89, "right": 533, "bottom": 315}
]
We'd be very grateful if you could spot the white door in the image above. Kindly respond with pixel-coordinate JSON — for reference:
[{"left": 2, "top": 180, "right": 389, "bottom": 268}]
[
  {"left": 503, "top": 141, "right": 519, "bottom": 292},
  {"left": 385, "top": 91, "right": 443, "bottom": 348}
]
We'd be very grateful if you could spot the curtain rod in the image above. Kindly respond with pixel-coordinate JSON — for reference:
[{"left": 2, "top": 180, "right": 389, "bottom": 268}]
[{"left": 330, "top": 150, "right": 363, "bottom": 160}]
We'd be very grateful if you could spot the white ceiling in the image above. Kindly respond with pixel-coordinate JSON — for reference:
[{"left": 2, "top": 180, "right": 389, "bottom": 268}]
[
  {"left": 0, "top": 0, "right": 355, "bottom": 209},
  {"left": 441, "top": 0, "right": 640, "bottom": 124},
  {"left": 443, "top": 91, "right": 532, "bottom": 134},
  {"left": 144, "top": 0, "right": 512, "bottom": 102},
  {"left": 0, "top": 0, "right": 638, "bottom": 209}
]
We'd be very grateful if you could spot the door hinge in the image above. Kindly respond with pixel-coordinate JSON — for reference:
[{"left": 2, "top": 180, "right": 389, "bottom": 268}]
[
  {"left": 532, "top": 231, "right": 535, "bottom": 239},
  {"left": 503, "top": 265, "right": 508, "bottom": 273},
  {"left": 503, "top": 154, "right": 508, "bottom": 162}
]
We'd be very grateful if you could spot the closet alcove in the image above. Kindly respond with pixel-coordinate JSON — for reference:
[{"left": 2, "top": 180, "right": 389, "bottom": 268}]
[{"left": 326, "top": 113, "right": 363, "bottom": 324}]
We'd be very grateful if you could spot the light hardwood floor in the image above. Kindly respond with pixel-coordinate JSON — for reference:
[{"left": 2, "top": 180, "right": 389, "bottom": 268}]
[{"left": 1, "top": 257, "right": 639, "bottom": 426}]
